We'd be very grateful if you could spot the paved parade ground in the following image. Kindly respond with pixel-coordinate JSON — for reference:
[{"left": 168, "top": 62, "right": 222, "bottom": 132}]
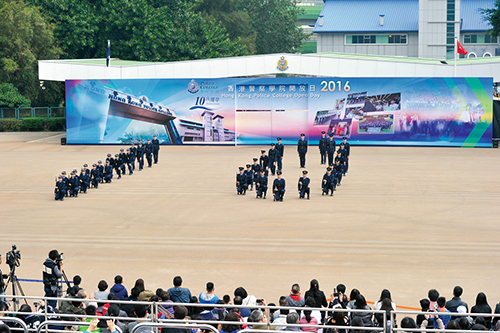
[{"left": 1, "top": 132, "right": 500, "bottom": 309}]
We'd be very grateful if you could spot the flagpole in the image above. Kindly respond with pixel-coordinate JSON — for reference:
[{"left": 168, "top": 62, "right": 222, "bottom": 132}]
[{"left": 454, "top": 37, "right": 457, "bottom": 77}]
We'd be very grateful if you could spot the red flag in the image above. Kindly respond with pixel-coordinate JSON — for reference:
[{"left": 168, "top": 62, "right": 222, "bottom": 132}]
[{"left": 457, "top": 40, "right": 468, "bottom": 55}]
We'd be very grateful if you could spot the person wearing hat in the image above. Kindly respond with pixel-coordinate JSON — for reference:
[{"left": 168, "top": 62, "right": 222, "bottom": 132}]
[
  {"left": 114, "top": 154, "right": 122, "bottom": 179},
  {"left": 322, "top": 167, "right": 335, "bottom": 196},
  {"left": 298, "top": 170, "right": 310, "bottom": 199},
  {"left": 255, "top": 169, "right": 268, "bottom": 199},
  {"left": 342, "top": 137, "right": 350, "bottom": 174},
  {"left": 136, "top": 141, "right": 145, "bottom": 171},
  {"left": 72, "top": 169, "right": 80, "bottom": 191},
  {"left": 152, "top": 135, "right": 160, "bottom": 164},
  {"left": 119, "top": 149, "right": 127, "bottom": 175},
  {"left": 61, "top": 171, "right": 69, "bottom": 197},
  {"left": 91, "top": 164, "right": 101, "bottom": 188},
  {"left": 327, "top": 134, "right": 336, "bottom": 166},
  {"left": 319, "top": 131, "right": 328, "bottom": 165},
  {"left": 82, "top": 163, "right": 91, "bottom": 176},
  {"left": 79, "top": 168, "right": 90, "bottom": 193},
  {"left": 334, "top": 159, "right": 343, "bottom": 186},
  {"left": 129, "top": 142, "right": 137, "bottom": 170},
  {"left": 97, "top": 160, "right": 105, "bottom": 182},
  {"left": 259, "top": 150, "right": 269, "bottom": 176},
  {"left": 297, "top": 133, "right": 308, "bottom": 168},
  {"left": 335, "top": 150, "right": 345, "bottom": 176},
  {"left": 251, "top": 158, "right": 261, "bottom": 189},
  {"left": 268, "top": 143, "right": 278, "bottom": 176},
  {"left": 273, "top": 171, "right": 286, "bottom": 201},
  {"left": 338, "top": 143, "right": 347, "bottom": 176},
  {"left": 54, "top": 175, "right": 66, "bottom": 201},
  {"left": 104, "top": 160, "right": 113, "bottom": 183},
  {"left": 126, "top": 148, "right": 134, "bottom": 175},
  {"left": 145, "top": 139, "right": 153, "bottom": 167},
  {"left": 275, "top": 138, "right": 284, "bottom": 171},
  {"left": 236, "top": 167, "right": 247, "bottom": 195},
  {"left": 244, "top": 164, "right": 253, "bottom": 191},
  {"left": 68, "top": 171, "right": 80, "bottom": 197}
]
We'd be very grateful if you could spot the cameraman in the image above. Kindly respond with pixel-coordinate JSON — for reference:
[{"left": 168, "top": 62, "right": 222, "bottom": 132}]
[
  {"left": 43, "top": 250, "right": 63, "bottom": 308},
  {"left": 0, "top": 255, "right": 8, "bottom": 304}
]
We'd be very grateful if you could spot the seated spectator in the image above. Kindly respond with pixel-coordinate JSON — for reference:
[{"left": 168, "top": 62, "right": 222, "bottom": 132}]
[
  {"left": 189, "top": 296, "right": 203, "bottom": 317},
  {"left": 67, "top": 275, "right": 82, "bottom": 296},
  {"left": 95, "top": 280, "right": 110, "bottom": 301},
  {"left": 234, "top": 296, "right": 250, "bottom": 318},
  {"left": 223, "top": 295, "right": 231, "bottom": 305},
  {"left": 373, "top": 290, "right": 396, "bottom": 311},
  {"left": 135, "top": 279, "right": 154, "bottom": 301},
  {"left": 167, "top": 277, "right": 192, "bottom": 303},
  {"left": 219, "top": 312, "right": 242, "bottom": 333},
  {"left": 163, "top": 306, "right": 191, "bottom": 333},
  {"left": 493, "top": 299, "right": 500, "bottom": 328},
  {"left": 325, "top": 309, "right": 347, "bottom": 333},
  {"left": 284, "top": 313, "right": 301, "bottom": 332},
  {"left": 328, "top": 284, "right": 348, "bottom": 310},
  {"left": 79, "top": 305, "right": 101, "bottom": 333},
  {"left": 435, "top": 297, "right": 451, "bottom": 328},
  {"left": 346, "top": 289, "right": 360, "bottom": 310},
  {"left": 459, "top": 317, "right": 471, "bottom": 330},
  {"left": 304, "top": 280, "right": 327, "bottom": 323},
  {"left": 128, "top": 304, "right": 151, "bottom": 333},
  {"left": 211, "top": 300, "right": 228, "bottom": 321},
  {"left": 110, "top": 275, "right": 128, "bottom": 300},
  {"left": 200, "top": 282, "right": 219, "bottom": 305},
  {"left": 18, "top": 301, "right": 56, "bottom": 330},
  {"left": 350, "top": 295, "right": 372, "bottom": 327},
  {"left": 248, "top": 309, "right": 270, "bottom": 330},
  {"left": 470, "top": 324, "right": 487, "bottom": 330},
  {"left": 350, "top": 317, "right": 364, "bottom": 333},
  {"left": 156, "top": 289, "right": 164, "bottom": 298},
  {"left": 101, "top": 293, "right": 127, "bottom": 317},
  {"left": 0, "top": 324, "right": 10, "bottom": 333},
  {"left": 416, "top": 299, "right": 431, "bottom": 328},
  {"left": 446, "top": 320, "right": 460, "bottom": 330},
  {"left": 446, "top": 286, "right": 468, "bottom": 313},
  {"left": 158, "top": 291, "right": 175, "bottom": 319},
  {"left": 101, "top": 304, "right": 128, "bottom": 333},
  {"left": 83, "top": 319, "right": 120, "bottom": 333},
  {"left": 400, "top": 317, "right": 416, "bottom": 332},
  {"left": 286, "top": 284, "right": 304, "bottom": 308},
  {"left": 471, "top": 292, "right": 492, "bottom": 329},
  {"left": 273, "top": 297, "right": 289, "bottom": 330},
  {"left": 61, "top": 289, "right": 87, "bottom": 315},
  {"left": 428, "top": 289, "right": 439, "bottom": 312},
  {"left": 234, "top": 287, "right": 257, "bottom": 309},
  {"left": 299, "top": 297, "right": 319, "bottom": 333},
  {"left": 122, "top": 287, "right": 141, "bottom": 317}
]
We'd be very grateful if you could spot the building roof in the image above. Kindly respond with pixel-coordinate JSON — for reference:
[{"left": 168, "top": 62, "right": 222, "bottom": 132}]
[
  {"left": 461, "top": 0, "right": 495, "bottom": 31},
  {"left": 314, "top": 0, "right": 419, "bottom": 33},
  {"left": 315, "top": 0, "right": 495, "bottom": 33}
]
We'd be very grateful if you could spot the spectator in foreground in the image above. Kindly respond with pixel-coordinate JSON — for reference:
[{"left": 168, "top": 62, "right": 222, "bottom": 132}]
[
  {"left": 374, "top": 289, "right": 396, "bottom": 311},
  {"left": 428, "top": 289, "right": 439, "bottom": 311},
  {"left": 234, "top": 296, "right": 251, "bottom": 318},
  {"left": 167, "top": 276, "right": 192, "bottom": 303},
  {"left": 435, "top": 297, "right": 451, "bottom": 328},
  {"left": 110, "top": 275, "right": 128, "bottom": 300},
  {"left": 304, "top": 280, "right": 327, "bottom": 322},
  {"left": 247, "top": 309, "right": 269, "bottom": 330},
  {"left": 163, "top": 306, "right": 191, "bottom": 333},
  {"left": 134, "top": 279, "right": 154, "bottom": 301},
  {"left": 128, "top": 304, "right": 150, "bottom": 333},
  {"left": 284, "top": 312, "right": 301, "bottom": 332},
  {"left": 219, "top": 312, "right": 242, "bottom": 333},
  {"left": 272, "top": 297, "right": 289, "bottom": 330},
  {"left": 122, "top": 287, "right": 141, "bottom": 317},
  {"left": 286, "top": 284, "right": 304, "bottom": 308},
  {"left": 346, "top": 289, "right": 360, "bottom": 310},
  {"left": 471, "top": 292, "right": 492, "bottom": 329},
  {"left": 95, "top": 280, "right": 110, "bottom": 301},
  {"left": 299, "top": 297, "right": 319, "bottom": 333},
  {"left": 199, "top": 282, "right": 219, "bottom": 304},
  {"left": 446, "top": 286, "right": 468, "bottom": 313},
  {"left": 350, "top": 295, "right": 373, "bottom": 327}
]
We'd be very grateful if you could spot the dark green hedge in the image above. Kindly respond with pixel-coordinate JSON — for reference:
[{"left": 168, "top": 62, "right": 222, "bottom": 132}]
[{"left": 0, "top": 117, "right": 66, "bottom": 132}]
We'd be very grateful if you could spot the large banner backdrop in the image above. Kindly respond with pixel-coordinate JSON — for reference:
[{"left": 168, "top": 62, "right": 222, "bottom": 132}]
[{"left": 66, "top": 77, "right": 493, "bottom": 147}]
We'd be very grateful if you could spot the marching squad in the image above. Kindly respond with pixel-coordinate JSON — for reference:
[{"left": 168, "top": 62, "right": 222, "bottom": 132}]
[
  {"left": 236, "top": 133, "right": 351, "bottom": 202},
  {"left": 54, "top": 135, "right": 161, "bottom": 201}
]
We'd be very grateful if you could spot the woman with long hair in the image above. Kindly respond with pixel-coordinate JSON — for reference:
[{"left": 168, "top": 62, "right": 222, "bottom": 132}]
[
  {"left": 471, "top": 292, "right": 492, "bottom": 329},
  {"left": 304, "top": 279, "right": 328, "bottom": 322}
]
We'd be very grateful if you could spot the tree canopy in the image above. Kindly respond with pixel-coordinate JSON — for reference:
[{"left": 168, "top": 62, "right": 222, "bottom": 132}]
[
  {"left": 0, "top": 83, "right": 31, "bottom": 108},
  {"left": 482, "top": 1, "right": 500, "bottom": 37}
]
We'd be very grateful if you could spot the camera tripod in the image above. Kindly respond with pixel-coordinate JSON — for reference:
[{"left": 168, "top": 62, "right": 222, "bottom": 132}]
[
  {"left": 3, "top": 265, "right": 27, "bottom": 311},
  {"left": 57, "top": 269, "right": 72, "bottom": 297}
]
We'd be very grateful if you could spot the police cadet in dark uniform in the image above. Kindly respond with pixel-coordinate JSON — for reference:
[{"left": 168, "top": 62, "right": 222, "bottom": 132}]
[
  {"left": 335, "top": 150, "right": 345, "bottom": 176},
  {"left": 273, "top": 170, "right": 286, "bottom": 202},
  {"left": 297, "top": 133, "right": 308, "bottom": 168},
  {"left": 72, "top": 169, "right": 80, "bottom": 190},
  {"left": 275, "top": 138, "right": 284, "bottom": 171},
  {"left": 43, "top": 249, "right": 63, "bottom": 308},
  {"left": 104, "top": 160, "right": 113, "bottom": 183},
  {"left": 268, "top": 143, "right": 277, "bottom": 176},
  {"left": 298, "top": 170, "right": 310, "bottom": 199},
  {"left": 115, "top": 154, "right": 123, "bottom": 179},
  {"left": 129, "top": 143, "right": 137, "bottom": 170},
  {"left": 338, "top": 143, "right": 347, "bottom": 176},
  {"left": 152, "top": 135, "right": 160, "bottom": 164},
  {"left": 119, "top": 149, "right": 127, "bottom": 175},
  {"left": 255, "top": 169, "right": 268, "bottom": 199},
  {"left": 91, "top": 163, "right": 100, "bottom": 188},
  {"left": 244, "top": 164, "right": 253, "bottom": 191},
  {"left": 251, "top": 158, "right": 261, "bottom": 189},
  {"left": 54, "top": 176, "right": 66, "bottom": 201},
  {"left": 236, "top": 167, "right": 247, "bottom": 195},
  {"left": 126, "top": 148, "right": 134, "bottom": 175},
  {"left": 319, "top": 131, "right": 328, "bottom": 165},
  {"left": 259, "top": 150, "right": 269, "bottom": 176},
  {"left": 326, "top": 133, "right": 336, "bottom": 166},
  {"left": 334, "top": 159, "right": 343, "bottom": 186},
  {"left": 68, "top": 171, "right": 79, "bottom": 197},
  {"left": 79, "top": 169, "right": 90, "bottom": 193},
  {"left": 97, "top": 161, "right": 104, "bottom": 182},
  {"left": 145, "top": 139, "right": 153, "bottom": 167},
  {"left": 61, "top": 171, "right": 69, "bottom": 197},
  {"left": 322, "top": 167, "right": 335, "bottom": 196},
  {"left": 82, "top": 163, "right": 91, "bottom": 177},
  {"left": 342, "top": 137, "right": 350, "bottom": 174},
  {"left": 136, "top": 142, "right": 145, "bottom": 171}
]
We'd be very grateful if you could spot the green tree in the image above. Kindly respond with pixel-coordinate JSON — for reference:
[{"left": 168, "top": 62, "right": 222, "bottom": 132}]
[
  {"left": 0, "top": 83, "right": 31, "bottom": 108},
  {"left": 27, "top": 0, "right": 247, "bottom": 61},
  {"left": 0, "top": 0, "right": 62, "bottom": 106},
  {"left": 482, "top": 1, "right": 500, "bottom": 37}
]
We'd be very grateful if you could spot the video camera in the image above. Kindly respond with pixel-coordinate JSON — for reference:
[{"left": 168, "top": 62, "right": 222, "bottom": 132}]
[
  {"left": 55, "top": 252, "right": 64, "bottom": 266},
  {"left": 6, "top": 245, "right": 21, "bottom": 269}
]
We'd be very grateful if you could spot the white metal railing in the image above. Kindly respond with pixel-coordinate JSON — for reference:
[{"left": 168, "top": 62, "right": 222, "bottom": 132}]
[{"left": 36, "top": 321, "right": 123, "bottom": 333}]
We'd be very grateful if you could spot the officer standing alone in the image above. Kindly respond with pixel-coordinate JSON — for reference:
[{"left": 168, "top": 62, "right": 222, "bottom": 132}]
[
  {"left": 275, "top": 138, "right": 284, "bottom": 172},
  {"left": 152, "top": 135, "right": 160, "bottom": 164},
  {"left": 297, "top": 133, "right": 308, "bottom": 168}
]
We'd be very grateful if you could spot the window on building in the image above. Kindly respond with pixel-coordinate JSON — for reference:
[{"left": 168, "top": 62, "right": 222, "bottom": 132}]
[
  {"left": 346, "top": 34, "right": 407, "bottom": 44},
  {"left": 463, "top": 34, "right": 498, "bottom": 44}
]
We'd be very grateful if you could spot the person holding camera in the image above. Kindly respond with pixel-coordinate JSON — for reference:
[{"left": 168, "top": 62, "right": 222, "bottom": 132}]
[{"left": 43, "top": 250, "right": 63, "bottom": 308}]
